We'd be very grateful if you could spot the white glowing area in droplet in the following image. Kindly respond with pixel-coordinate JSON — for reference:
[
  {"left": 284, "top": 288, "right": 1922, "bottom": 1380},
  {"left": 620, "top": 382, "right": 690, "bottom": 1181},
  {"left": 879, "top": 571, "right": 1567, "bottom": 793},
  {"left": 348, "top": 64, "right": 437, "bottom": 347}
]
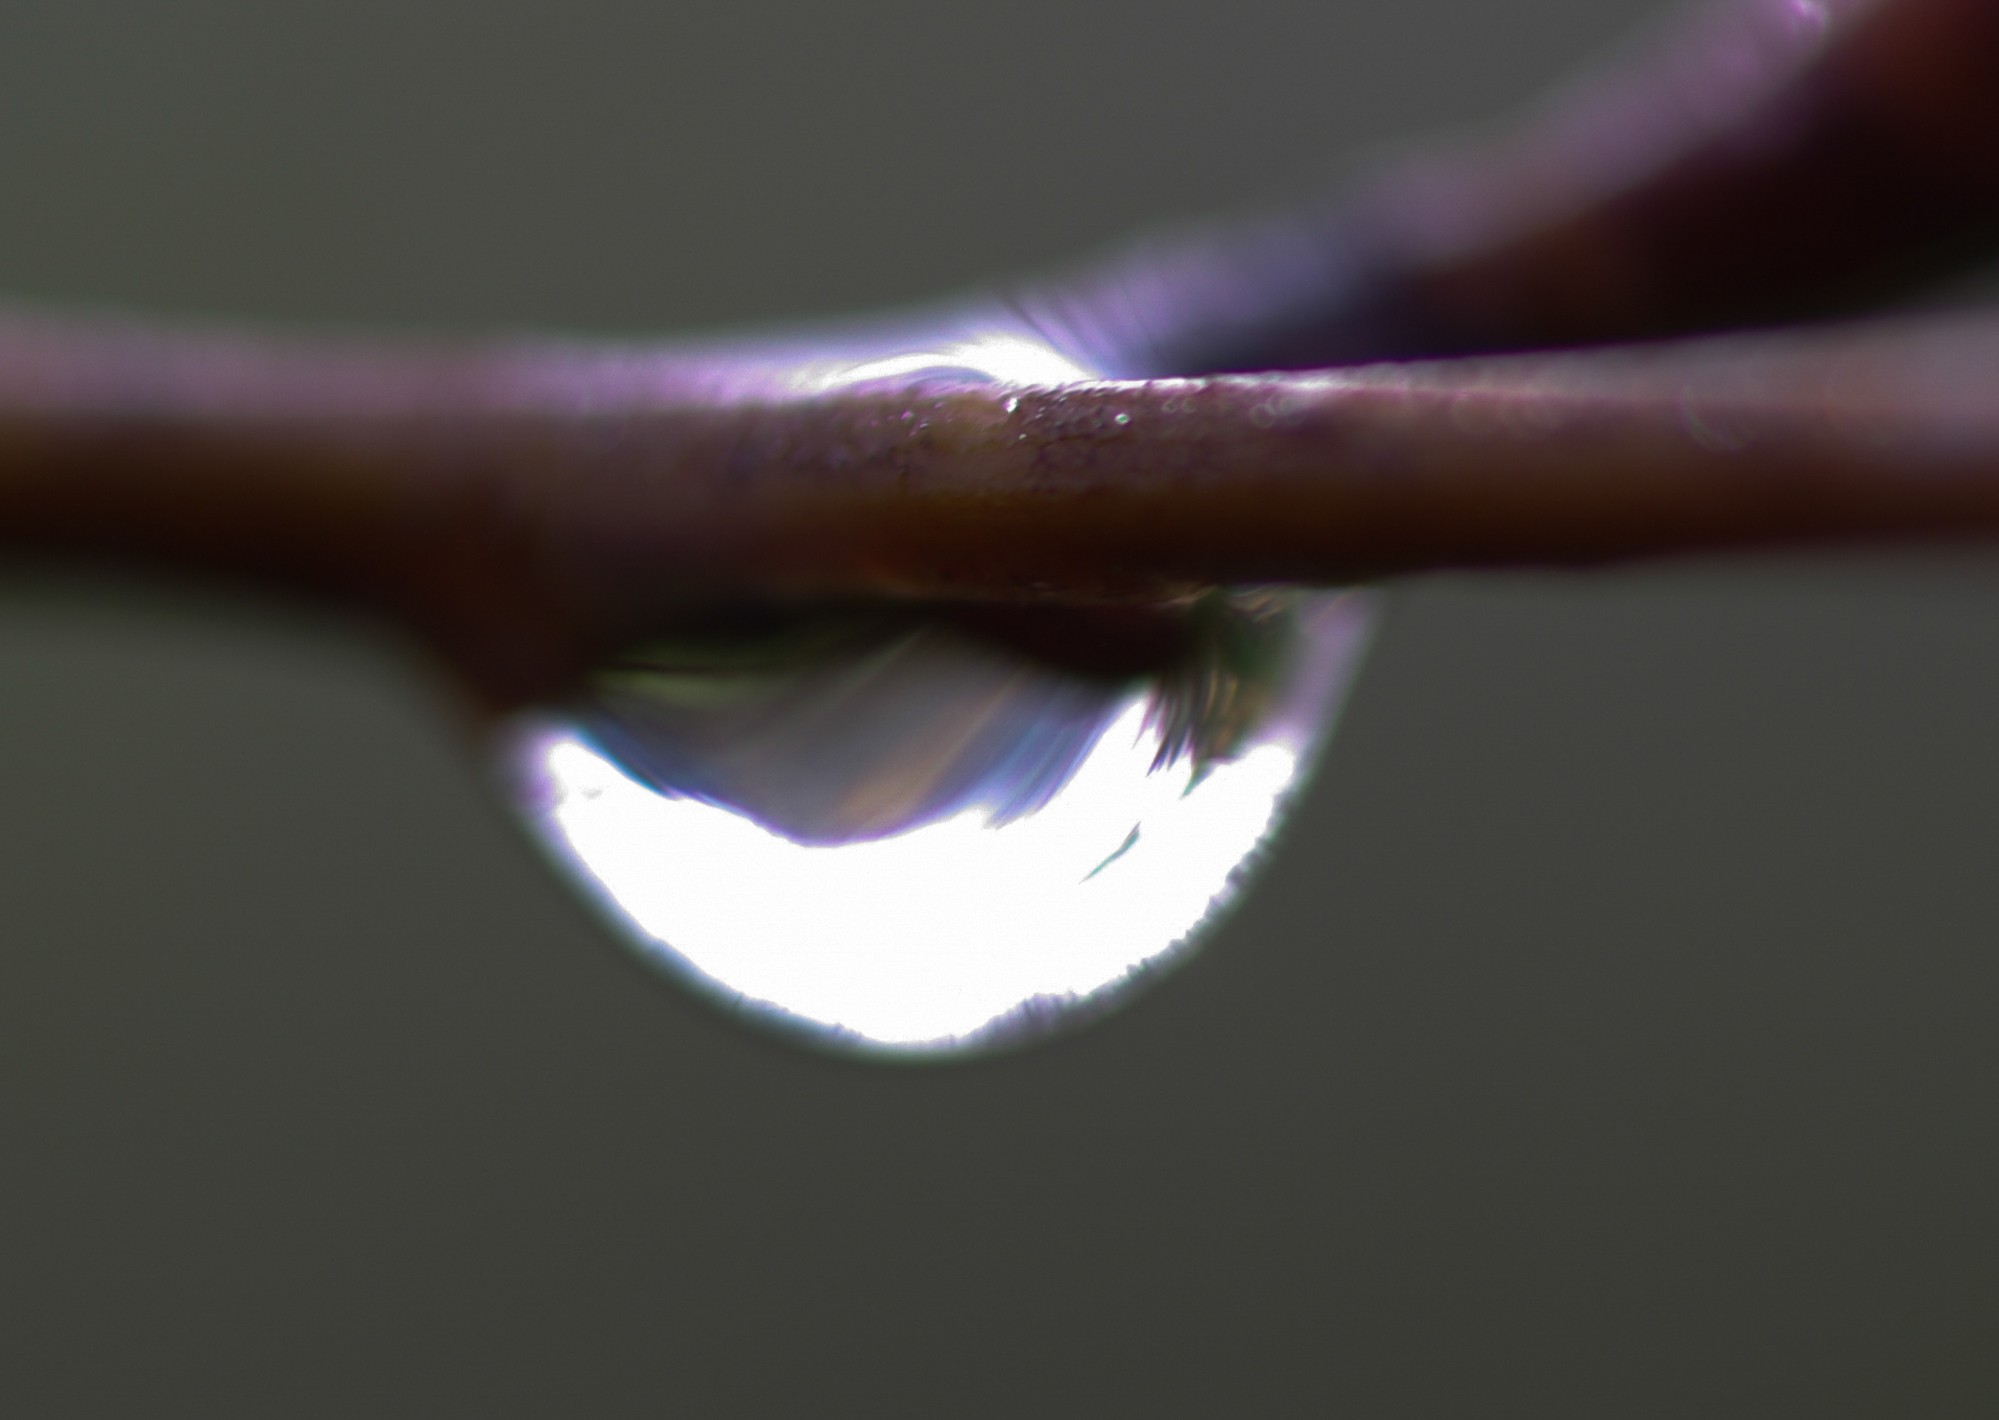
[{"left": 524, "top": 699, "right": 1300, "bottom": 1049}]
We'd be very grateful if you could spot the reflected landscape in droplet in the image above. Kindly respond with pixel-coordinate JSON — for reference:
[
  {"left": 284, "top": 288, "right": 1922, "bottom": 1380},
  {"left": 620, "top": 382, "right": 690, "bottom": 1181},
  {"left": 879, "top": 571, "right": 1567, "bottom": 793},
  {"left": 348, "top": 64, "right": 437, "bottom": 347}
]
[{"left": 502, "top": 594, "right": 1371, "bottom": 1055}]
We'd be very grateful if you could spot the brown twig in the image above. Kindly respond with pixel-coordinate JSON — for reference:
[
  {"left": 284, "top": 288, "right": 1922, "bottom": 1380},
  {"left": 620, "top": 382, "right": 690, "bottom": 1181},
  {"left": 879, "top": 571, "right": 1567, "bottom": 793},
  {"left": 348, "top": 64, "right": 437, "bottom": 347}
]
[{"left": 2, "top": 310, "right": 1999, "bottom": 704}]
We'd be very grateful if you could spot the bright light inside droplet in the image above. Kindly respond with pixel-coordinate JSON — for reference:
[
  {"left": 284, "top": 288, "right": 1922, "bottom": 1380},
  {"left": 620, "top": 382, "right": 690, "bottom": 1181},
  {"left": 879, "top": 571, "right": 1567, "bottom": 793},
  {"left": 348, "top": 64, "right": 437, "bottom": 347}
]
[
  {"left": 504, "top": 595, "right": 1374, "bottom": 1055},
  {"left": 524, "top": 699, "right": 1295, "bottom": 1049}
]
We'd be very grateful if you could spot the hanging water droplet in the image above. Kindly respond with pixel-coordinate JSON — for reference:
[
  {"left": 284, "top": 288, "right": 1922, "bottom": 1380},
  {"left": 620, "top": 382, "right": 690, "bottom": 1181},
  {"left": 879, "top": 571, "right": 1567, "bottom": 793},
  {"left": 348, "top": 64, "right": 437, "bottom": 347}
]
[
  {"left": 494, "top": 329, "right": 1376, "bottom": 1056},
  {"left": 501, "top": 594, "right": 1370, "bottom": 1055}
]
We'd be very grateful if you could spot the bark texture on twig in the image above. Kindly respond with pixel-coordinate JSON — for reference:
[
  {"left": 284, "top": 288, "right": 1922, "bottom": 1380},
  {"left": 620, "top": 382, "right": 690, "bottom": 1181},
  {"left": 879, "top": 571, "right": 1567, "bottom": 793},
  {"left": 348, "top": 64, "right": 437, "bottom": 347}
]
[{"left": 2, "top": 311, "right": 1999, "bottom": 701}]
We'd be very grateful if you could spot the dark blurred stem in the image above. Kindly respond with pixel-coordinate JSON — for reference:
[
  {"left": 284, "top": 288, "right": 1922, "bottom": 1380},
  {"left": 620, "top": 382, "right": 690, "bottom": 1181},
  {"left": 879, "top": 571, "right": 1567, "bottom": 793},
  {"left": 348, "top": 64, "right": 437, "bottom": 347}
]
[
  {"left": 3, "top": 311, "right": 1999, "bottom": 705},
  {"left": 1030, "top": 0, "right": 1999, "bottom": 376}
]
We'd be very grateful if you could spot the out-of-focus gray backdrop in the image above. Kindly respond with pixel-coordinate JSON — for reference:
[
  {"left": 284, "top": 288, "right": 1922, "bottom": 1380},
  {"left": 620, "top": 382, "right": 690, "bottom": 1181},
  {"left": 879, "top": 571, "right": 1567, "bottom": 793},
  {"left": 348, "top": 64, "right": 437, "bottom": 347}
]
[{"left": 3, "top": 2, "right": 1996, "bottom": 1414}]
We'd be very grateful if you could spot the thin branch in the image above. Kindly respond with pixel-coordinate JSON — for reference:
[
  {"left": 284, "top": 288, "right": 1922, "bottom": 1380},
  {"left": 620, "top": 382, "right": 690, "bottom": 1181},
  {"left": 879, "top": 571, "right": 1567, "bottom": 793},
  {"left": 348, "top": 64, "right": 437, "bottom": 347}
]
[
  {"left": 1, "top": 310, "right": 1997, "bottom": 703},
  {"left": 1033, "top": 0, "right": 1999, "bottom": 376}
]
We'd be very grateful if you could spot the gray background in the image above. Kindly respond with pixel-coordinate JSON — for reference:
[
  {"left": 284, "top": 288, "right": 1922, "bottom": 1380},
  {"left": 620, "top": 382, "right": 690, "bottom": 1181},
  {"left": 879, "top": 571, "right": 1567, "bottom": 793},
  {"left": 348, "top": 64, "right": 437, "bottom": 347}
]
[{"left": 3, "top": 1, "right": 1998, "bottom": 1414}]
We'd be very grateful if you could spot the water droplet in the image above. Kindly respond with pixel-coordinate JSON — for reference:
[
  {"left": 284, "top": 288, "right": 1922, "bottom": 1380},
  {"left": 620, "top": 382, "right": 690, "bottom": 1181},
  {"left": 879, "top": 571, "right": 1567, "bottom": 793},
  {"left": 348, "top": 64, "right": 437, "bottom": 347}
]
[
  {"left": 494, "top": 329, "right": 1375, "bottom": 1057},
  {"left": 502, "top": 595, "right": 1371, "bottom": 1055},
  {"left": 1113, "top": 411, "right": 1132, "bottom": 426}
]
